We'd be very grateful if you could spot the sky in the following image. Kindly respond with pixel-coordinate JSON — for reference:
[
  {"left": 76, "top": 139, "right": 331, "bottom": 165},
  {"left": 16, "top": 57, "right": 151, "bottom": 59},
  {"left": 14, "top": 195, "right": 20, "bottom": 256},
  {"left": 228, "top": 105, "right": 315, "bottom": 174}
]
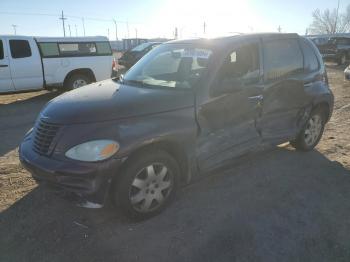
[{"left": 0, "top": 0, "right": 348, "bottom": 40}]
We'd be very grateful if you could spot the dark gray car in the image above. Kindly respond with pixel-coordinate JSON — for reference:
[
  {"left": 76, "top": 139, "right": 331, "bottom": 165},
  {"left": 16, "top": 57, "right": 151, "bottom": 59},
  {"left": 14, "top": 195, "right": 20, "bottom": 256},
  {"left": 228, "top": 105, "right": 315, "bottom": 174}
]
[{"left": 20, "top": 33, "right": 334, "bottom": 219}]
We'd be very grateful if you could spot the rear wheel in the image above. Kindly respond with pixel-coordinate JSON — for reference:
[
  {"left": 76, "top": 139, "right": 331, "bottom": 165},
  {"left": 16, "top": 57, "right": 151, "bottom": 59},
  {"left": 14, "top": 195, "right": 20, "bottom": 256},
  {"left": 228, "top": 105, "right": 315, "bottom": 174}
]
[
  {"left": 113, "top": 150, "right": 179, "bottom": 219},
  {"left": 290, "top": 109, "right": 325, "bottom": 151},
  {"left": 64, "top": 74, "right": 91, "bottom": 91}
]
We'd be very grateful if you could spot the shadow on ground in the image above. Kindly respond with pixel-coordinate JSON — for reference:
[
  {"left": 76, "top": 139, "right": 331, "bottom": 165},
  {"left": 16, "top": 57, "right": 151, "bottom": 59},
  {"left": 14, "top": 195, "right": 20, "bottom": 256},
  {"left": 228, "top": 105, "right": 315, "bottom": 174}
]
[
  {"left": 1, "top": 147, "right": 350, "bottom": 262},
  {"left": 0, "top": 91, "right": 60, "bottom": 156}
]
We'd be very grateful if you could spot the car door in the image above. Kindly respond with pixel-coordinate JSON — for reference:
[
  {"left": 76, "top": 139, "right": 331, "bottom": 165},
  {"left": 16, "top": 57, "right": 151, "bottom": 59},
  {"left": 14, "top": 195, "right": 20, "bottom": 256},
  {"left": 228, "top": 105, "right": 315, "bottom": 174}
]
[
  {"left": 258, "top": 37, "right": 306, "bottom": 143},
  {"left": 7, "top": 37, "right": 43, "bottom": 91},
  {"left": 196, "top": 39, "right": 263, "bottom": 171},
  {"left": 0, "top": 37, "right": 15, "bottom": 92}
]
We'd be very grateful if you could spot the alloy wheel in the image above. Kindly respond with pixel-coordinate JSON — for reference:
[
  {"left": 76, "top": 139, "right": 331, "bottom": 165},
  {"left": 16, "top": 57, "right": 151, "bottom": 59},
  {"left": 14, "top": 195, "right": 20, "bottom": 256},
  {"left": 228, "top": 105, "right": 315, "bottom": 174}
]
[
  {"left": 129, "top": 163, "right": 174, "bottom": 213},
  {"left": 73, "top": 79, "right": 87, "bottom": 89},
  {"left": 304, "top": 114, "right": 323, "bottom": 147}
]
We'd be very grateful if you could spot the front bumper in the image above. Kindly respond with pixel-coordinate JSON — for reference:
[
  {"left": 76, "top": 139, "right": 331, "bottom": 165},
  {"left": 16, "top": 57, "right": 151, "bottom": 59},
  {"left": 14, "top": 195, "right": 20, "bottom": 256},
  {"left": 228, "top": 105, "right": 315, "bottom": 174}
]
[{"left": 19, "top": 137, "right": 125, "bottom": 207}]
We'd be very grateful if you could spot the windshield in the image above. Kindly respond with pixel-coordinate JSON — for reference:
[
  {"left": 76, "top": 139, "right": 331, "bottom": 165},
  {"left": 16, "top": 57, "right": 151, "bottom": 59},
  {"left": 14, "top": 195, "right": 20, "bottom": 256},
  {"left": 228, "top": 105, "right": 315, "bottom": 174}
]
[
  {"left": 131, "top": 43, "right": 152, "bottom": 52},
  {"left": 123, "top": 44, "right": 213, "bottom": 89}
]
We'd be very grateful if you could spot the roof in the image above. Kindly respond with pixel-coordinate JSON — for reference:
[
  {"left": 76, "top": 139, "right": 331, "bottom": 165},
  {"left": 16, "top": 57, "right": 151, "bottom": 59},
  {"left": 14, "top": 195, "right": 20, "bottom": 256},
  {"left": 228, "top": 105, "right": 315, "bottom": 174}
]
[
  {"left": 165, "top": 33, "right": 300, "bottom": 49},
  {"left": 35, "top": 36, "right": 109, "bottom": 42}
]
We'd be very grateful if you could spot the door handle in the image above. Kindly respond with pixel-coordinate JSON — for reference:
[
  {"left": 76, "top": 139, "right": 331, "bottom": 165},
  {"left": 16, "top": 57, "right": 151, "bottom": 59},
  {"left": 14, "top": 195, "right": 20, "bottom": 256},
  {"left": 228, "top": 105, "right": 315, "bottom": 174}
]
[{"left": 0, "top": 64, "right": 8, "bottom": 67}]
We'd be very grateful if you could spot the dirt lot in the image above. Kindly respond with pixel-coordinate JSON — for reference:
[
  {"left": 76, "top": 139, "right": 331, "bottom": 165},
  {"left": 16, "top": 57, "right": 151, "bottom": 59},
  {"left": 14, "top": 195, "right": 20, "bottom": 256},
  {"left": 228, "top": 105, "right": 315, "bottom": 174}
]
[{"left": 0, "top": 65, "right": 350, "bottom": 262}]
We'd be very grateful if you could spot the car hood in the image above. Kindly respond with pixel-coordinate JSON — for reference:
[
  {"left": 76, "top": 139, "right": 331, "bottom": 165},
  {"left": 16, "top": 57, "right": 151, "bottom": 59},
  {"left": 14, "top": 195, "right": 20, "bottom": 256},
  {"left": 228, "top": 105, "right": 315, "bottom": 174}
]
[{"left": 41, "top": 79, "right": 194, "bottom": 124}]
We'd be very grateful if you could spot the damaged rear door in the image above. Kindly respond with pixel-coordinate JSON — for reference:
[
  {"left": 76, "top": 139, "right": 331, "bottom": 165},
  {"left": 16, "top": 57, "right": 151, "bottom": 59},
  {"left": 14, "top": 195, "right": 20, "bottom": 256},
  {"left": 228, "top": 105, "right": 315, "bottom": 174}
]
[
  {"left": 258, "top": 36, "right": 309, "bottom": 143},
  {"left": 196, "top": 38, "right": 263, "bottom": 171}
]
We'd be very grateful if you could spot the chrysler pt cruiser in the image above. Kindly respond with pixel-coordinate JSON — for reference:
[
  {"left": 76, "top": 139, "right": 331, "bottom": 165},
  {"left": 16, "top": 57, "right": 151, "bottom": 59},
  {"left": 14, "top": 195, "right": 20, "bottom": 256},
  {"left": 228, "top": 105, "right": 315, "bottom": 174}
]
[{"left": 20, "top": 33, "right": 334, "bottom": 219}]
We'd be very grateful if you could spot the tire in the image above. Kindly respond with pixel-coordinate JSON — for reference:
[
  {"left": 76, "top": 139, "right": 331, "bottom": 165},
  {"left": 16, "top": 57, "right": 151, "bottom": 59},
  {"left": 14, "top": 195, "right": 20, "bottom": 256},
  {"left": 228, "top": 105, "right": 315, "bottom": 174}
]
[
  {"left": 64, "top": 74, "right": 91, "bottom": 91},
  {"left": 290, "top": 109, "right": 325, "bottom": 151},
  {"left": 113, "top": 150, "right": 179, "bottom": 220}
]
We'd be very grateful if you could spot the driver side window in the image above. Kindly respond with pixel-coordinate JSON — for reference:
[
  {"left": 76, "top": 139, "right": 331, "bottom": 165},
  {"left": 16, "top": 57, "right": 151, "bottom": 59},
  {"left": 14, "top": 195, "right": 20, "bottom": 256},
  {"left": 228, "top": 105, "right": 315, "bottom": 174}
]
[{"left": 219, "top": 43, "right": 260, "bottom": 84}]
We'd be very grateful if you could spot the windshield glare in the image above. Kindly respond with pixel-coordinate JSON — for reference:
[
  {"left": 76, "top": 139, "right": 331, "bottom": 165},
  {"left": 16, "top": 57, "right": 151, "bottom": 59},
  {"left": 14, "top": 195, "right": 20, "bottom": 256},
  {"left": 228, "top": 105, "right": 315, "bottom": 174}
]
[{"left": 123, "top": 44, "right": 213, "bottom": 89}]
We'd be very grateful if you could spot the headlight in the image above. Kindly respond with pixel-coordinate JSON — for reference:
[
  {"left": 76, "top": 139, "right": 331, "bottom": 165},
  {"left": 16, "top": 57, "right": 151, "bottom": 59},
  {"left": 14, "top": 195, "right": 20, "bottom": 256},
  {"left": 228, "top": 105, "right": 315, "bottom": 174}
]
[{"left": 65, "top": 140, "right": 119, "bottom": 162}]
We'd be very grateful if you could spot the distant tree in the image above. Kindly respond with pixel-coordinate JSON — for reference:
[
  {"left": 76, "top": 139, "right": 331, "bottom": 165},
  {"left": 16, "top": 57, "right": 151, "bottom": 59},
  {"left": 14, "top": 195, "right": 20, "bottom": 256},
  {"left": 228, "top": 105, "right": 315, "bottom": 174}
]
[{"left": 308, "top": 4, "right": 350, "bottom": 34}]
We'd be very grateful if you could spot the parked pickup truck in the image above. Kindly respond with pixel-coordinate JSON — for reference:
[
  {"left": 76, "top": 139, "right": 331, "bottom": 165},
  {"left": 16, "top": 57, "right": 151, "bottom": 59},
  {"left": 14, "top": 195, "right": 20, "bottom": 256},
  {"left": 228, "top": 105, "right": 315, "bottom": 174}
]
[
  {"left": 0, "top": 35, "right": 114, "bottom": 93},
  {"left": 309, "top": 36, "right": 350, "bottom": 65}
]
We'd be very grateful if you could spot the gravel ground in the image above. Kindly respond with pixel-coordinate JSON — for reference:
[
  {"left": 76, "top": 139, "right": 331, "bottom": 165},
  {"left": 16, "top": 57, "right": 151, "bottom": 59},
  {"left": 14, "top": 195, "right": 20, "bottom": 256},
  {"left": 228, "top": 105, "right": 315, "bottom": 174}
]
[{"left": 0, "top": 64, "right": 350, "bottom": 262}]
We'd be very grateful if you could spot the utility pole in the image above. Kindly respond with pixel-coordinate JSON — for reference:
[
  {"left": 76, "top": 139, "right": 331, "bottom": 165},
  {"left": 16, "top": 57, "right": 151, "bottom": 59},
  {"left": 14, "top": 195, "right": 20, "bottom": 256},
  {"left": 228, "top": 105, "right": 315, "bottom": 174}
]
[
  {"left": 334, "top": 0, "right": 340, "bottom": 34},
  {"left": 82, "top": 17, "right": 86, "bottom": 36},
  {"left": 277, "top": 25, "right": 282, "bottom": 32},
  {"left": 203, "top": 21, "right": 206, "bottom": 35},
  {"left": 174, "top": 27, "right": 178, "bottom": 39},
  {"left": 127, "top": 20, "right": 129, "bottom": 38},
  {"left": 11, "top": 24, "right": 17, "bottom": 35},
  {"left": 107, "top": 28, "right": 110, "bottom": 39},
  {"left": 112, "top": 19, "right": 118, "bottom": 40},
  {"left": 75, "top": 24, "right": 78, "bottom": 36},
  {"left": 59, "top": 10, "right": 67, "bottom": 37},
  {"left": 68, "top": 24, "right": 72, "bottom": 37},
  {"left": 135, "top": 28, "right": 138, "bottom": 39}
]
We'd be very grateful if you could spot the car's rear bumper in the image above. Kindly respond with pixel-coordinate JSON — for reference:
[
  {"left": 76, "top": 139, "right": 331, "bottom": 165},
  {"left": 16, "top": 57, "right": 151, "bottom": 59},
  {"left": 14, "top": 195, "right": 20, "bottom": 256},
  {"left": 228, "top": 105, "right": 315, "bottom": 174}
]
[{"left": 19, "top": 137, "right": 125, "bottom": 207}]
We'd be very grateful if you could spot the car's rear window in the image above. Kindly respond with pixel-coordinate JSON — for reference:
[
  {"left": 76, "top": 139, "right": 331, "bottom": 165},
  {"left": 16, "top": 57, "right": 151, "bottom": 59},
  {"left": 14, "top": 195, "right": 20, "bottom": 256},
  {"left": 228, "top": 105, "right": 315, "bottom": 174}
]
[{"left": 263, "top": 38, "right": 303, "bottom": 81}]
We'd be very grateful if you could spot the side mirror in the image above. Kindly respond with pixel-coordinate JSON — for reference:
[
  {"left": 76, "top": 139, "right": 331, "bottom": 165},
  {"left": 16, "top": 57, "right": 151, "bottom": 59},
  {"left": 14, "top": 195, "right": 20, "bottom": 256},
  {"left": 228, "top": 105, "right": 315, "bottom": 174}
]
[{"left": 214, "top": 78, "right": 244, "bottom": 95}]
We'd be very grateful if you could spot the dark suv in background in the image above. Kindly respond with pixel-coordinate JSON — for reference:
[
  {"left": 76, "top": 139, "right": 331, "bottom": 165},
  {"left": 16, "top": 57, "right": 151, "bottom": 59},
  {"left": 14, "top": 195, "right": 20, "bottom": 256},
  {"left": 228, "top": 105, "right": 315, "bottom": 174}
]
[
  {"left": 118, "top": 42, "right": 161, "bottom": 69},
  {"left": 20, "top": 33, "right": 333, "bottom": 219},
  {"left": 310, "top": 35, "right": 350, "bottom": 65}
]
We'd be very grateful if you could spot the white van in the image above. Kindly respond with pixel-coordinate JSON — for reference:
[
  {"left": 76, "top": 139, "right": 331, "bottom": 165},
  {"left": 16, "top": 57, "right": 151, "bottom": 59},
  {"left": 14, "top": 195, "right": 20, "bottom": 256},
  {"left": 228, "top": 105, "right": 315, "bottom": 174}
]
[{"left": 0, "top": 35, "right": 114, "bottom": 93}]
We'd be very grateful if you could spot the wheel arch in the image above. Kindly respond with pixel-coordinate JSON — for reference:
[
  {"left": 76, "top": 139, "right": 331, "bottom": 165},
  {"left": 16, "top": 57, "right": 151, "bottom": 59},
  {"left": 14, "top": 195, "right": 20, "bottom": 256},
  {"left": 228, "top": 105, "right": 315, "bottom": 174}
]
[
  {"left": 63, "top": 68, "right": 96, "bottom": 87},
  {"left": 313, "top": 101, "right": 331, "bottom": 123},
  {"left": 117, "top": 140, "right": 192, "bottom": 186}
]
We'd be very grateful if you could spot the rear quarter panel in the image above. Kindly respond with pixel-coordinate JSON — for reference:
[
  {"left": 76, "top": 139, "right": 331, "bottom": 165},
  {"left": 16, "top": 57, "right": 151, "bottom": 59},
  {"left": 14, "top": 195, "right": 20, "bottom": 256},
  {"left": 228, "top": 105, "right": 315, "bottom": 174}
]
[{"left": 43, "top": 55, "right": 113, "bottom": 85}]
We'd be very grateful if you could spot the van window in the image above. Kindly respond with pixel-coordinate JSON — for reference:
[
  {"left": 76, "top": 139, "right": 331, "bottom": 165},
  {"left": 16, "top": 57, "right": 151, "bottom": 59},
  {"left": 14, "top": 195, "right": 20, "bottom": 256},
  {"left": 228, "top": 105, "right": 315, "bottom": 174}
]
[
  {"left": 0, "top": 40, "right": 3, "bottom": 59},
  {"left": 58, "top": 42, "right": 97, "bottom": 56},
  {"left": 39, "top": 43, "right": 59, "bottom": 57},
  {"left": 300, "top": 38, "right": 319, "bottom": 72},
  {"left": 9, "top": 40, "right": 32, "bottom": 59},
  {"left": 218, "top": 43, "right": 260, "bottom": 84},
  {"left": 263, "top": 39, "right": 303, "bottom": 81},
  {"left": 95, "top": 42, "right": 112, "bottom": 55}
]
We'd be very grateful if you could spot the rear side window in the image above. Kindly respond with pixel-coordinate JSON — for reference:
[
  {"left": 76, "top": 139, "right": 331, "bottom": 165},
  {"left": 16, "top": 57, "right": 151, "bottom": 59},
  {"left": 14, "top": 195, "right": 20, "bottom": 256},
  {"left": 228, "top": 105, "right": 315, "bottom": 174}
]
[
  {"left": 0, "top": 40, "right": 3, "bottom": 59},
  {"left": 39, "top": 43, "right": 59, "bottom": 57},
  {"left": 9, "top": 40, "right": 32, "bottom": 58},
  {"left": 300, "top": 38, "right": 319, "bottom": 72},
  {"left": 95, "top": 42, "right": 112, "bottom": 55},
  {"left": 263, "top": 39, "right": 303, "bottom": 81},
  {"left": 58, "top": 42, "right": 97, "bottom": 56}
]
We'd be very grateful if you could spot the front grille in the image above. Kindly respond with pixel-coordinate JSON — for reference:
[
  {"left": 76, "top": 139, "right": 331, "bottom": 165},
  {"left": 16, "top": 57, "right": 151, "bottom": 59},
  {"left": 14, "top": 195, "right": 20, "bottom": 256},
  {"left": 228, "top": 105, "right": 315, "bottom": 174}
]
[{"left": 33, "top": 119, "right": 60, "bottom": 155}]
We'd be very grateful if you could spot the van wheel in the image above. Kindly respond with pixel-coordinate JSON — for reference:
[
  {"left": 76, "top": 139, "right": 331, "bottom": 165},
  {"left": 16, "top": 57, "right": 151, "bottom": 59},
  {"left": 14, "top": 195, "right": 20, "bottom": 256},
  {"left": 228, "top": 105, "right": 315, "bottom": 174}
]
[
  {"left": 113, "top": 150, "right": 179, "bottom": 220},
  {"left": 64, "top": 74, "right": 91, "bottom": 90},
  {"left": 290, "top": 109, "right": 325, "bottom": 151}
]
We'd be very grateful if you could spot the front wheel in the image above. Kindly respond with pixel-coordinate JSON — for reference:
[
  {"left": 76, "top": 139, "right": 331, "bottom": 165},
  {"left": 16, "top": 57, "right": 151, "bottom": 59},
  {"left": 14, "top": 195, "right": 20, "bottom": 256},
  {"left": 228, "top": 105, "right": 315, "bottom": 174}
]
[
  {"left": 113, "top": 150, "right": 179, "bottom": 219},
  {"left": 290, "top": 110, "right": 325, "bottom": 151}
]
